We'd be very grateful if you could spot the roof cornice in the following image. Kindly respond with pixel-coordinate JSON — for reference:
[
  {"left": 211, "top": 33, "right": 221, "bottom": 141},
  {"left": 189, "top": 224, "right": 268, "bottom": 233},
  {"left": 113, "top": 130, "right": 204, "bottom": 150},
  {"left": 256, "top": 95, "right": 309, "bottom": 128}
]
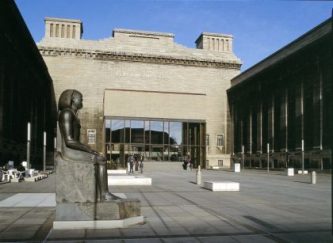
[
  {"left": 38, "top": 46, "right": 241, "bottom": 69},
  {"left": 112, "top": 28, "right": 174, "bottom": 38}
]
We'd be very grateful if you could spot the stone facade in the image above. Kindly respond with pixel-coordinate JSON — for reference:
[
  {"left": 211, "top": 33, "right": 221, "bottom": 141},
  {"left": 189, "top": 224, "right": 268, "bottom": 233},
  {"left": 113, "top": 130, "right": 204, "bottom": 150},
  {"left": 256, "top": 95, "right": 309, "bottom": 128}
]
[{"left": 38, "top": 17, "right": 241, "bottom": 168}]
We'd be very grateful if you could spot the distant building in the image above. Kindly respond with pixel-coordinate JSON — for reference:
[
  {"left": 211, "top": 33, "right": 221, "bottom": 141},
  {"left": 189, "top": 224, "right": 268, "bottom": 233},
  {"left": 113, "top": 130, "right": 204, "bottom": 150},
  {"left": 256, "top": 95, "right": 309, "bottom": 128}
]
[
  {"left": 0, "top": 0, "right": 56, "bottom": 169},
  {"left": 228, "top": 18, "right": 332, "bottom": 170},
  {"left": 38, "top": 17, "right": 241, "bottom": 168}
]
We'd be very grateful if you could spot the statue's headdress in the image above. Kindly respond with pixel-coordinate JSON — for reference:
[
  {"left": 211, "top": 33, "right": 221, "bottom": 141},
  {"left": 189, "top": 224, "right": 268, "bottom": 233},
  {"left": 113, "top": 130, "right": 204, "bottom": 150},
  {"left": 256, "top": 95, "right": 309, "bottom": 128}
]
[{"left": 58, "top": 89, "right": 82, "bottom": 111}]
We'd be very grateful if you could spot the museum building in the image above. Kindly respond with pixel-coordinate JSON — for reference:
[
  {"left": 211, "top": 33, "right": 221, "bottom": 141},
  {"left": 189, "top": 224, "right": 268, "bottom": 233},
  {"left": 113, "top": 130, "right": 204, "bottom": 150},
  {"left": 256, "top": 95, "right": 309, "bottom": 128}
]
[
  {"left": 228, "top": 17, "right": 332, "bottom": 170},
  {"left": 38, "top": 17, "right": 242, "bottom": 168},
  {"left": 0, "top": 0, "right": 57, "bottom": 169}
]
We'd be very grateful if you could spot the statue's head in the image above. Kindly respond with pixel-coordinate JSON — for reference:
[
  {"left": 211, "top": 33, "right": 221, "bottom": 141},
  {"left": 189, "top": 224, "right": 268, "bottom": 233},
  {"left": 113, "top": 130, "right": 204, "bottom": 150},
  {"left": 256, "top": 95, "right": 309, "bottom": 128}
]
[{"left": 58, "top": 89, "right": 83, "bottom": 111}]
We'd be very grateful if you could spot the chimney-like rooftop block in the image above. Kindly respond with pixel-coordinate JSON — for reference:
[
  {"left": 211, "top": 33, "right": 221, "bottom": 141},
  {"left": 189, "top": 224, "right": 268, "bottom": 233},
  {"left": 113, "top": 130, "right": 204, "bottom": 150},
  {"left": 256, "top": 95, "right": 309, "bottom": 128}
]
[
  {"left": 196, "top": 32, "right": 233, "bottom": 52},
  {"left": 44, "top": 17, "right": 83, "bottom": 40}
]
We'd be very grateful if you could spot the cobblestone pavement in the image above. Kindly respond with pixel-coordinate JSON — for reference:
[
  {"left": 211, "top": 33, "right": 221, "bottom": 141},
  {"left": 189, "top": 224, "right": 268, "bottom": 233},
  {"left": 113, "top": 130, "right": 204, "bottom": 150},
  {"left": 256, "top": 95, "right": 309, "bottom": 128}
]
[{"left": 0, "top": 162, "right": 331, "bottom": 242}]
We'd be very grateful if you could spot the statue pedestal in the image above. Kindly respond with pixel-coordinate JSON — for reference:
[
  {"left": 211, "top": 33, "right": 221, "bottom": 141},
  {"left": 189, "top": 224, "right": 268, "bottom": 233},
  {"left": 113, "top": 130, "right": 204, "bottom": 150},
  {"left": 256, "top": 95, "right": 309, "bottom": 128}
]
[{"left": 54, "top": 154, "right": 143, "bottom": 229}]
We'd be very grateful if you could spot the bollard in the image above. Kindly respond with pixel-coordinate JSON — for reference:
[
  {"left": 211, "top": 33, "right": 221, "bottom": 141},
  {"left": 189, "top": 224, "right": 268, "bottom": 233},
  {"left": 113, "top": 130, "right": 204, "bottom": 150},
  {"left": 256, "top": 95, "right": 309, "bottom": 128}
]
[
  {"left": 287, "top": 168, "right": 294, "bottom": 176},
  {"left": 311, "top": 171, "right": 316, "bottom": 184},
  {"left": 234, "top": 163, "right": 241, "bottom": 173},
  {"left": 196, "top": 165, "right": 202, "bottom": 185},
  {"left": 127, "top": 162, "right": 130, "bottom": 173}
]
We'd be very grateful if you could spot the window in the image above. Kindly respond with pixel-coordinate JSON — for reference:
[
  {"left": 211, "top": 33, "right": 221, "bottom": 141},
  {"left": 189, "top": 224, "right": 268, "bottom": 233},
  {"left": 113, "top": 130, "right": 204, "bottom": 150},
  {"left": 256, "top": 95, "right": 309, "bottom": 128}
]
[
  {"left": 217, "top": 134, "right": 224, "bottom": 146},
  {"left": 218, "top": 160, "right": 223, "bottom": 167},
  {"left": 170, "top": 122, "right": 182, "bottom": 145},
  {"left": 106, "top": 118, "right": 206, "bottom": 163},
  {"left": 150, "top": 121, "right": 163, "bottom": 144},
  {"left": 111, "top": 119, "right": 124, "bottom": 143},
  {"left": 131, "top": 120, "right": 144, "bottom": 143},
  {"left": 105, "top": 120, "right": 111, "bottom": 143},
  {"left": 206, "top": 134, "right": 210, "bottom": 146}
]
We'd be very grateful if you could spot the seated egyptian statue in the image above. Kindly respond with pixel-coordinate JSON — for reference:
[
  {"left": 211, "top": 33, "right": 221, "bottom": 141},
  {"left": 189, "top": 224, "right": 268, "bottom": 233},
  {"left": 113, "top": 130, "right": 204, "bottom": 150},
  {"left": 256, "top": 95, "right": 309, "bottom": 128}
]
[{"left": 58, "top": 89, "right": 115, "bottom": 201}]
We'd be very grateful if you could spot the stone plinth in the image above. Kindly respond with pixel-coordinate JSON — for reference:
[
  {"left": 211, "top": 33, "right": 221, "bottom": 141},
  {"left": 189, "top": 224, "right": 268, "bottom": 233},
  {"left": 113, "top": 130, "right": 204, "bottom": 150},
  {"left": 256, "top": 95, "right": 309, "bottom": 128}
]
[
  {"left": 54, "top": 153, "right": 142, "bottom": 228},
  {"left": 55, "top": 199, "right": 141, "bottom": 221},
  {"left": 56, "top": 154, "right": 96, "bottom": 203}
]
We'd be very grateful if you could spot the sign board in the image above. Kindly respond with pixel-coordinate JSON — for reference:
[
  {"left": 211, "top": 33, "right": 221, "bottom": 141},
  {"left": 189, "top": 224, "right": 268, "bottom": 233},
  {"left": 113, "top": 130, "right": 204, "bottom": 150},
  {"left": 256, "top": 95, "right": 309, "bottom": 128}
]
[{"left": 87, "top": 129, "right": 96, "bottom": 144}]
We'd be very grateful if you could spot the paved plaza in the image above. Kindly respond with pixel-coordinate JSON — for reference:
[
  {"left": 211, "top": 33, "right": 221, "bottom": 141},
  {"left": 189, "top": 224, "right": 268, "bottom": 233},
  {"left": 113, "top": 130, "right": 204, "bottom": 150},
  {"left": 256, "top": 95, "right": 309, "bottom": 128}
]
[{"left": 0, "top": 162, "right": 331, "bottom": 242}]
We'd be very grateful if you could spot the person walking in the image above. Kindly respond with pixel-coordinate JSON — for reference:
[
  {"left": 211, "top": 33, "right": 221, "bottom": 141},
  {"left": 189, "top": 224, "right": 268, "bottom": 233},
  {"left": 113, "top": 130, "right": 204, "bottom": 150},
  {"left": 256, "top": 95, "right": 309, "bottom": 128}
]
[
  {"left": 134, "top": 154, "right": 139, "bottom": 172},
  {"left": 129, "top": 155, "right": 134, "bottom": 174},
  {"left": 139, "top": 154, "right": 144, "bottom": 174},
  {"left": 189, "top": 158, "right": 193, "bottom": 171}
]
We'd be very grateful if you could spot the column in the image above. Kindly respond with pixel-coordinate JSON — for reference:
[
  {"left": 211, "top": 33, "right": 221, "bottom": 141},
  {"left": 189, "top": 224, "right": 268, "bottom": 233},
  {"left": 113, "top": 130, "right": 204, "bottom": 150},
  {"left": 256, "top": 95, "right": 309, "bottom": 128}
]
[
  {"left": 319, "top": 65, "right": 323, "bottom": 170},
  {"left": 46, "top": 22, "right": 51, "bottom": 38},
  {"left": 301, "top": 82, "right": 304, "bottom": 148},
  {"left": 240, "top": 119, "right": 243, "bottom": 153},
  {"left": 27, "top": 122, "right": 31, "bottom": 169},
  {"left": 285, "top": 88, "right": 288, "bottom": 152},
  {"left": 271, "top": 95, "right": 275, "bottom": 169},
  {"left": 257, "top": 102, "right": 263, "bottom": 168},
  {"left": 43, "top": 132, "right": 46, "bottom": 171},
  {"left": 249, "top": 110, "right": 252, "bottom": 168},
  {"left": 271, "top": 94, "right": 275, "bottom": 152}
]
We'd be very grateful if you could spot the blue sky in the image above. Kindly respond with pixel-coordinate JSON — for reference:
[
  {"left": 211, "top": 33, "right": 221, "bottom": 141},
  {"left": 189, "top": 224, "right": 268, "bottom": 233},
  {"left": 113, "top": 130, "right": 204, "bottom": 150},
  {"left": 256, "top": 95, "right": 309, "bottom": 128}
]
[{"left": 15, "top": 0, "right": 332, "bottom": 71}]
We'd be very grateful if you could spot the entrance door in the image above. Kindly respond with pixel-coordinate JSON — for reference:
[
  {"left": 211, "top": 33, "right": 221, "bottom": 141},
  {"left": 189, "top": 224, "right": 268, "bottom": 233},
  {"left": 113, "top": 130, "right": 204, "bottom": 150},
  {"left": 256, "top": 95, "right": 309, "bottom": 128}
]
[
  {"left": 131, "top": 145, "right": 144, "bottom": 154},
  {"left": 150, "top": 145, "right": 164, "bottom": 161}
]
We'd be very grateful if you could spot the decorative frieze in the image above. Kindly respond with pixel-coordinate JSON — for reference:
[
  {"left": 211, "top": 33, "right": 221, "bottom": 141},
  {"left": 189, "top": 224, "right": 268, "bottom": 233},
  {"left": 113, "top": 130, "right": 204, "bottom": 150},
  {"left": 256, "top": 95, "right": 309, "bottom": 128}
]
[{"left": 39, "top": 46, "right": 241, "bottom": 69}]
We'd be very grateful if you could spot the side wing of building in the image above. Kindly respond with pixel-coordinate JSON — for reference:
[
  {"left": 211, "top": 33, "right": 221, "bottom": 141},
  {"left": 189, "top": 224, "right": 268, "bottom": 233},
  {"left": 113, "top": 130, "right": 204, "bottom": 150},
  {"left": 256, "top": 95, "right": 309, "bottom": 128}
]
[
  {"left": 228, "top": 18, "right": 332, "bottom": 170},
  {"left": 0, "top": 1, "right": 57, "bottom": 169}
]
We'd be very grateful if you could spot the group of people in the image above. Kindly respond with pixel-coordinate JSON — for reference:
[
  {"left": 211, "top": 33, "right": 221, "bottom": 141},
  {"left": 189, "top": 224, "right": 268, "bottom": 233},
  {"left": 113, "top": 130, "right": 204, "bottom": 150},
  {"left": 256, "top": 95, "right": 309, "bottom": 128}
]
[{"left": 128, "top": 153, "right": 144, "bottom": 174}]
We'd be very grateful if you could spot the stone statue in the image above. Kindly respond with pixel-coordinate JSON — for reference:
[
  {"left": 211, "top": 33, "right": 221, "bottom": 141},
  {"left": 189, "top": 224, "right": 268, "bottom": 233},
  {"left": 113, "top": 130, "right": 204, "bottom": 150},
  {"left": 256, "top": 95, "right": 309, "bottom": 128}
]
[{"left": 58, "top": 89, "right": 114, "bottom": 201}]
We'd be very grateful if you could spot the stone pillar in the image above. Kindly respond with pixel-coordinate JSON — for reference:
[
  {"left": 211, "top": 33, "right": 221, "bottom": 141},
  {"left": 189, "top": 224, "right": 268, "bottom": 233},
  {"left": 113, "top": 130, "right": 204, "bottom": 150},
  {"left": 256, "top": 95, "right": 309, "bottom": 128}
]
[
  {"left": 271, "top": 95, "right": 275, "bottom": 153},
  {"left": 249, "top": 110, "right": 252, "bottom": 168},
  {"left": 285, "top": 88, "right": 288, "bottom": 152}
]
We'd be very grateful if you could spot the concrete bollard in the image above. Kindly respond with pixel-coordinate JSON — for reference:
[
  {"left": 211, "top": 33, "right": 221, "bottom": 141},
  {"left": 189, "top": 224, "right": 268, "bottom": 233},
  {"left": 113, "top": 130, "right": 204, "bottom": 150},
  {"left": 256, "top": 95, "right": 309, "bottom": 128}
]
[
  {"left": 287, "top": 168, "right": 294, "bottom": 176},
  {"left": 196, "top": 165, "right": 202, "bottom": 185},
  {"left": 234, "top": 163, "right": 241, "bottom": 173},
  {"left": 311, "top": 171, "right": 316, "bottom": 184}
]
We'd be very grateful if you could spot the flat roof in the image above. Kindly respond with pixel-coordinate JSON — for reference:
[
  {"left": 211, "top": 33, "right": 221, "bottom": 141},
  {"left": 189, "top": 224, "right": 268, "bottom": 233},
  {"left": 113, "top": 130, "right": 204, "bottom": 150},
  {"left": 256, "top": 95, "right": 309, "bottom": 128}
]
[
  {"left": 112, "top": 28, "right": 175, "bottom": 38},
  {"left": 45, "top": 17, "right": 82, "bottom": 24}
]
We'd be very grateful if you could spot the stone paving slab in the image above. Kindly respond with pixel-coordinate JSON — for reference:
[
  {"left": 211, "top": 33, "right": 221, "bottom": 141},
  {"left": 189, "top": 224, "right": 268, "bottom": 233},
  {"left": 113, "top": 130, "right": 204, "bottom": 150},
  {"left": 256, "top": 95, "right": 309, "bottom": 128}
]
[
  {"left": 0, "top": 163, "right": 332, "bottom": 242},
  {"left": 0, "top": 193, "right": 56, "bottom": 207}
]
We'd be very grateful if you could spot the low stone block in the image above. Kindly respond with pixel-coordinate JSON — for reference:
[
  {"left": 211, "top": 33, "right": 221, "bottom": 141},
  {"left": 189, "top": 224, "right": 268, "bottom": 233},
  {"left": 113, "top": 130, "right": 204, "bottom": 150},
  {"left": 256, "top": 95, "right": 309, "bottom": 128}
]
[
  {"left": 204, "top": 181, "right": 240, "bottom": 191},
  {"left": 53, "top": 216, "right": 144, "bottom": 229},
  {"left": 10, "top": 178, "right": 19, "bottom": 183},
  {"left": 297, "top": 170, "right": 308, "bottom": 174},
  {"left": 234, "top": 163, "right": 241, "bottom": 172},
  {"left": 107, "top": 169, "right": 127, "bottom": 174},
  {"left": 108, "top": 176, "right": 152, "bottom": 186}
]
